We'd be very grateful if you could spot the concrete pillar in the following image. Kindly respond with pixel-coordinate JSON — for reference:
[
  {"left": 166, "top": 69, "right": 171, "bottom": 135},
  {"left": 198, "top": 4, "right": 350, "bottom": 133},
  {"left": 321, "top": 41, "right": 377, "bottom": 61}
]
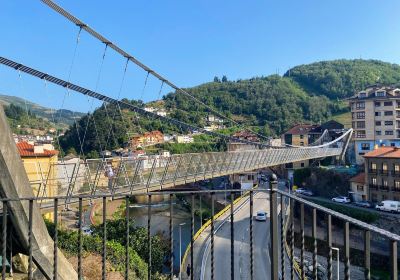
[{"left": 0, "top": 106, "right": 77, "bottom": 279}]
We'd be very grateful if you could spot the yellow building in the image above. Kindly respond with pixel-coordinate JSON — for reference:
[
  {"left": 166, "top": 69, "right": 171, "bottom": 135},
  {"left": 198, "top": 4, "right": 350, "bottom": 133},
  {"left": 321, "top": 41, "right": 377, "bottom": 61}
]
[
  {"left": 282, "top": 124, "right": 320, "bottom": 170},
  {"left": 17, "top": 141, "right": 59, "bottom": 198}
]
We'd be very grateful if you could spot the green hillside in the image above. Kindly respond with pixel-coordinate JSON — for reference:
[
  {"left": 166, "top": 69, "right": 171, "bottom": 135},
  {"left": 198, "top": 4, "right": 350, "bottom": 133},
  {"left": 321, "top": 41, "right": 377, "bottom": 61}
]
[
  {"left": 0, "top": 94, "right": 85, "bottom": 126},
  {"left": 285, "top": 59, "right": 400, "bottom": 99},
  {"left": 59, "top": 59, "right": 400, "bottom": 155}
]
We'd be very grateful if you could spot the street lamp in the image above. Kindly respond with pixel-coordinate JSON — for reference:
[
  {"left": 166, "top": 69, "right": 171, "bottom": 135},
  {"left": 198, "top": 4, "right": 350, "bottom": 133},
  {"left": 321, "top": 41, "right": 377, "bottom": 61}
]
[
  {"left": 332, "top": 247, "right": 340, "bottom": 280},
  {"left": 179, "top": 222, "right": 186, "bottom": 280}
]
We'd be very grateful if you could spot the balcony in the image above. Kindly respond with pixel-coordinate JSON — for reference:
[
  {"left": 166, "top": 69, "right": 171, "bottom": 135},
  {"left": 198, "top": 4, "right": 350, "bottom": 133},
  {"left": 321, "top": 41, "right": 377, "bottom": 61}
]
[
  {"left": 368, "top": 169, "right": 377, "bottom": 174},
  {"left": 380, "top": 185, "right": 390, "bottom": 192},
  {"left": 0, "top": 188, "right": 397, "bottom": 280},
  {"left": 392, "top": 171, "right": 400, "bottom": 177},
  {"left": 380, "top": 170, "right": 389, "bottom": 176},
  {"left": 369, "top": 184, "right": 379, "bottom": 190}
]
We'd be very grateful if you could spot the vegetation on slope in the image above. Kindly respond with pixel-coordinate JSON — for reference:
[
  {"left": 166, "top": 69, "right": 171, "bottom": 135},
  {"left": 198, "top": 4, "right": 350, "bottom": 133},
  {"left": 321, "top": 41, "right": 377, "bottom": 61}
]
[
  {"left": 59, "top": 59, "right": 400, "bottom": 156},
  {"left": 285, "top": 59, "right": 400, "bottom": 99},
  {"left": 4, "top": 103, "right": 57, "bottom": 135}
]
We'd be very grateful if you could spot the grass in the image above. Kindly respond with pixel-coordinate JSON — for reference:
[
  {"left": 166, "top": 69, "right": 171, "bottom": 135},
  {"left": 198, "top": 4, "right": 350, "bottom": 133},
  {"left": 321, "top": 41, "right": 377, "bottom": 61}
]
[{"left": 332, "top": 111, "right": 351, "bottom": 128}]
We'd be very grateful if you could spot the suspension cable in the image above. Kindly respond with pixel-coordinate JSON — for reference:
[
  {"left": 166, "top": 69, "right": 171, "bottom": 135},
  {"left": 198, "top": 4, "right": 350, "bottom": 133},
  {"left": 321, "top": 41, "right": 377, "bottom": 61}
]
[
  {"left": 40, "top": 0, "right": 270, "bottom": 142},
  {"left": 0, "top": 56, "right": 274, "bottom": 148}
]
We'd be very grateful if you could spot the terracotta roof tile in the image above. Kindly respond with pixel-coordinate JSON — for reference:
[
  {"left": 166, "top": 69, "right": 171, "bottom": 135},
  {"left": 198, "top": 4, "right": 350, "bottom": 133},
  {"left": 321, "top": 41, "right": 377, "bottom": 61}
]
[
  {"left": 16, "top": 141, "right": 58, "bottom": 157},
  {"left": 350, "top": 173, "right": 365, "bottom": 184},
  {"left": 363, "top": 147, "right": 400, "bottom": 158}
]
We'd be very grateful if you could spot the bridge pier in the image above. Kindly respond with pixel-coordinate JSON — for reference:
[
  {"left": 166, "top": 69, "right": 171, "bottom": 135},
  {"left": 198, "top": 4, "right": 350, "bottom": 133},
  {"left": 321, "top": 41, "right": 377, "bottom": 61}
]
[{"left": 0, "top": 106, "right": 77, "bottom": 279}]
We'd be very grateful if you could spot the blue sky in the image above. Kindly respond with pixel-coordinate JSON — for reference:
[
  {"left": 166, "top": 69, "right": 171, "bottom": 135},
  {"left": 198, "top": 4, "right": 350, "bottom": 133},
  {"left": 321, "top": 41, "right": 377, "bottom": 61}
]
[{"left": 1, "top": 0, "right": 400, "bottom": 112}]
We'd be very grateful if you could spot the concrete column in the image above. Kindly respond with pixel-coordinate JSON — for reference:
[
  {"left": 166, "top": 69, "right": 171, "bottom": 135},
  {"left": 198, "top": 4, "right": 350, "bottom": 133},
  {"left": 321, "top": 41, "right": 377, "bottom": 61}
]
[{"left": 0, "top": 106, "right": 77, "bottom": 279}]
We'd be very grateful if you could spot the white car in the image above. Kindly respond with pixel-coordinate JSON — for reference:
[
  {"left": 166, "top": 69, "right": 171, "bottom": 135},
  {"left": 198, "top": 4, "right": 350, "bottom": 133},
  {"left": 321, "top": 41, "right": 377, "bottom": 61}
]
[
  {"left": 332, "top": 196, "right": 351, "bottom": 203},
  {"left": 82, "top": 227, "right": 93, "bottom": 235},
  {"left": 255, "top": 211, "right": 267, "bottom": 221}
]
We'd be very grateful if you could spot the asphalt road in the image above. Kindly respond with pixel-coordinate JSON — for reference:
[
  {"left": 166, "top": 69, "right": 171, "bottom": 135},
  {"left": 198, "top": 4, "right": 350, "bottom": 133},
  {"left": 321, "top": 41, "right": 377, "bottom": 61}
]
[
  {"left": 304, "top": 195, "right": 400, "bottom": 218},
  {"left": 203, "top": 186, "right": 271, "bottom": 280}
]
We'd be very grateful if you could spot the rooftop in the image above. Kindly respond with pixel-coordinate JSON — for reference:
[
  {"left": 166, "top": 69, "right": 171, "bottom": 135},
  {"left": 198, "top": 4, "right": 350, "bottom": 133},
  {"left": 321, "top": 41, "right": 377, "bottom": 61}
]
[
  {"left": 349, "top": 172, "right": 365, "bottom": 184},
  {"left": 16, "top": 141, "right": 58, "bottom": 157},
  {"left": 363, "top": 146, "right": 400, "bottom": 158}
]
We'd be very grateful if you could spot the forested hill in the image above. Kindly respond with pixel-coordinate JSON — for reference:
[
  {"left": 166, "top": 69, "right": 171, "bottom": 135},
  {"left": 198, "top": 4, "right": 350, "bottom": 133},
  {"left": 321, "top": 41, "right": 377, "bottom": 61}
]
[
  {"left": 59, "top": 59, "right": 400, "bottom": 156},
  {"left": 163, "top": 59, "right": 400, "bottom": 136},
  {"left": 284, "top": 59, "right": 400, "bottom": 99}
]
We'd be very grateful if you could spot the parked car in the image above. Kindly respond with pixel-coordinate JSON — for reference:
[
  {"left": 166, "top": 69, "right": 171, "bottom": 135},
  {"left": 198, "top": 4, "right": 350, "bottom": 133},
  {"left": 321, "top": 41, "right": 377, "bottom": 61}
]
[
  {"left": 353, "top": 200, "right": 373, "bottom": 208},
  {"left": 331, "top": 196, "right": 351, "bottom": 203},
  {"left": 295, "top": 188, "right": 314, "bottom": 196},
  {"left": 255, "top": 211, "right": 267, "bottom": 221},
  {"left": 82, "top": 227, "right": 93, "bottom": 235},
  {"left": 376, "top": 200, "right": 400, "bottom": 213}
]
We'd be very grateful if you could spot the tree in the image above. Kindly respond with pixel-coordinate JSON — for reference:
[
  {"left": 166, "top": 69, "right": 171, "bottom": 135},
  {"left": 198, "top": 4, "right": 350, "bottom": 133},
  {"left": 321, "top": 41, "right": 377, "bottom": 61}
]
[
  {"left": 221, "top": 75, "right": 228, "bottom": 83},
  {"left": 213, "top": 76, "right": 220, "bottom": 83}
]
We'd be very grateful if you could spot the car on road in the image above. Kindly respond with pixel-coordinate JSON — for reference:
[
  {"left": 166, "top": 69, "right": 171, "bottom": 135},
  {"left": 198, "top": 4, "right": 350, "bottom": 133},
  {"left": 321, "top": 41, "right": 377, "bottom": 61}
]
[
  {"left": 331, "top": 196, "right": 351, "bottom": 203},
  {"left": 255, "top": 211, "right": 267, "bottom": 221},
  {"left": 376, "top": 200, "right": 400, "bottom": 213},
  {"left": 82, "top": 226, "right": 93, "bottom": 235},
  {"left": 295, "top": 188, "right": 314, "bottom": 196},
  {"left": 353, "top": 200, "right": 374, "bottom": 208}
]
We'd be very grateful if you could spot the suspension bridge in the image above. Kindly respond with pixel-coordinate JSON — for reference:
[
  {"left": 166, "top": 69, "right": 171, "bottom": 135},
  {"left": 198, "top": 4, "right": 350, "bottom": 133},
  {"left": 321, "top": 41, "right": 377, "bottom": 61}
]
[{"left": 2, "top": 1, "right": 395, "bottom": 280}]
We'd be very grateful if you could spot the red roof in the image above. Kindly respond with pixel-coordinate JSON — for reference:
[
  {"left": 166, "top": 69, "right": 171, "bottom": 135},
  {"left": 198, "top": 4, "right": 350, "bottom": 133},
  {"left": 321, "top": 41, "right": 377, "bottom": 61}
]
[
  {"left": 284, "top": 124, "right": 319, "bottom": 135},
  {"left": 17, "top": 141, "right": 58, "bottom": 157},
  {"left": 363, "top": 146, "right": 400, "bottom": 158},
  {"left": 350, "top": 173, "right": 365, "bottom": 184}
]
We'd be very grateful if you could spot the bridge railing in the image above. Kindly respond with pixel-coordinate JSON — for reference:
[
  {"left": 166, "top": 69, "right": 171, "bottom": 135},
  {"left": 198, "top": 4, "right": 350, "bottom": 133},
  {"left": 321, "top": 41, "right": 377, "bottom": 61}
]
[
  {"left": 0, "top": 185, "right": 397, "bottom": 280},
  {"left": 22, "top": 145, "right": 346, "bottom": 202}
]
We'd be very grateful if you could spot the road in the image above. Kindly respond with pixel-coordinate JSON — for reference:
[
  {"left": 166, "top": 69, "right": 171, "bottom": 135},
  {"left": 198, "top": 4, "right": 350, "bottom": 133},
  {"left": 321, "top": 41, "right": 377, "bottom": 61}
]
[
  {"left": 203, "top": 185, "right": 272, "bottom": 280},
  {"left": 304, "top": 195, "right": 400, "bottom": 218}
]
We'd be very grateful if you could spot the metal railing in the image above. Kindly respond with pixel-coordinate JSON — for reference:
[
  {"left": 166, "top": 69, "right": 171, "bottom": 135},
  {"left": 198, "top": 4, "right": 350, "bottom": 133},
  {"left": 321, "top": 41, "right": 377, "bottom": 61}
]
[{"left": 0, "top": 186, "right": 398, "bottom": 279}]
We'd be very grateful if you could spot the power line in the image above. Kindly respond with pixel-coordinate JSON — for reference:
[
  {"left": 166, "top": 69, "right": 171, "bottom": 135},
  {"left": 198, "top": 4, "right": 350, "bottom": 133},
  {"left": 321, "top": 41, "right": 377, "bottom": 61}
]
[
  {"left": 0, "top": 56, "right": 274, "bottom": 148},
  {"left": 40, "top": 0, "right": 270, "bottom": 142}
]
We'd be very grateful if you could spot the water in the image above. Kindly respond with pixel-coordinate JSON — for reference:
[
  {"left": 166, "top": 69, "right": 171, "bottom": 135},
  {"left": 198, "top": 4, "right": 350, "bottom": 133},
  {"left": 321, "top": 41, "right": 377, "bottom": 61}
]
[{"left": 128, "top": 196, "right": 202, "bottom": 273}]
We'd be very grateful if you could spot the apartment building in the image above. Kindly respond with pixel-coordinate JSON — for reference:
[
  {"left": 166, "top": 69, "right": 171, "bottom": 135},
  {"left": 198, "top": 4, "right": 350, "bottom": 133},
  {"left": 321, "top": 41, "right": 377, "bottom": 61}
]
[
  {"left": 363, "top": 147, "right": 400, "bottom": 202},
  {"left": 349, "top": 85, "right": 400, "bottom": 164},
  {"left": 130, "top": 130, "right": 164, "bottom": 148}
]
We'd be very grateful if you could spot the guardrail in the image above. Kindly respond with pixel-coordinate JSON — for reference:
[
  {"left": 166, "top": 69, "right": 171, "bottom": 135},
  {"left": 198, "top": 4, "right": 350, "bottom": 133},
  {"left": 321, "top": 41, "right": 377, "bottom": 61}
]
[{"left": 0, "top": 186, "right": 398, "bottom": 280}]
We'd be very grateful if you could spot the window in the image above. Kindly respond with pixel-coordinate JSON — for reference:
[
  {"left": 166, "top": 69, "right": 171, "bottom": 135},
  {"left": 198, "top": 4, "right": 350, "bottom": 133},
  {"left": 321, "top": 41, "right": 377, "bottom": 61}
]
[
  {"left": 356, "top": 102, "right": 365, "bottom": 109},
  {"left": 384, "top": 111, "right": 393, "bottom": 116},
  {"left": 392, "top": 143, "right": 396, "bottom": 147},
  {"left": 385, "top": 130, "right": 394, "bottom": 135},
  {"left": 300, "top": 142, "right": 304, "bottom": 146},
  {"left": 384, "top": 101, "right": 393, "bottom": 106},
  {"left": 371, "top": 163, "right": 377, "bottom": 170},
  {"left": 375, "top": 101, "right": 381, "bottom": 107},
  {"left": 375, "top": 121, "right": 381, "bottom": 126},
  {"left": 356, "top": 130, "right": 366, "bottom": 138},
  {"left": 300, "top": 163, "right": 305, "bottom": 167},
  {"left": 375, "top": 112, "right": 381, "bottom": 116},
  {"left": 376, "top": 91, "right": 386, "bottom": 97},
  {"left": 356, "top": 112, "right": 365, "bottom": 119},
  {"left": 383, "top": 163, "right": 388, "bottom": 171},
  {"left": 395, "top": 181, "right": 400, "bottom": 191},
  {"left": 357, "top": 121, "right": 365, "bottom": 128},
  {"left": 361, "top": 143, "right": 370, "bottom": 150},
  {"left": 300, "top": 135, "right": 304, "bottom": 139},
  {"left": 372, "top": 177, "right": 377, "bottom": 185},
  {"left": 385, "top": 121, "right": 394, "bottom": 125},
  {"left": 376, "top": 131, "right": 382, "bottom": 135},
  {"left": 357, "top": 185, "right": 364, "bottom": 191},
  {"left": 359, "top": 92, "right": 367, "bottom": 98},
  {"left": 395, "top": 164, "right": 400, "bottom": 172}
]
